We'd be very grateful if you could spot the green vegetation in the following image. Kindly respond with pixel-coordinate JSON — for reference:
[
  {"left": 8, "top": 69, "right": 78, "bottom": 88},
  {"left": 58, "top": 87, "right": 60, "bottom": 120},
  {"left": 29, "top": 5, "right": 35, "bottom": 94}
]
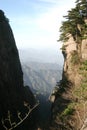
[
  {"left": 58, "top": 0, "right": 87, "bottom": 43},
  {"left": 79, "top": 60, "right": 87, "bottom": 71},
  {"left": 55, "top": 1, "right": 87, "bottom": 129},
  {"left": 71, "top": 51, "right": 80, "bottom": 65},
  {"left": 80, "top": 60, "right": 87, "bottom": 99},
  {"left": 61, "top": 103, "right": 75, "bottom": 116},
  {"left": 74, "top": 60, "right": 87, "bottom": 100}
]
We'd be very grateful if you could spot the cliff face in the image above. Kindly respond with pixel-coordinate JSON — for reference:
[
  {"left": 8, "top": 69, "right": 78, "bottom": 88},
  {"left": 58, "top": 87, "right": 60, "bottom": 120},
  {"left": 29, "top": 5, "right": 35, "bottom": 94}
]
[
  {"left": 0, "top": 10, "right": 36, "bottom": 130},
  {"left": 50, "top": 27, "right": 87, "bottom": 130}
]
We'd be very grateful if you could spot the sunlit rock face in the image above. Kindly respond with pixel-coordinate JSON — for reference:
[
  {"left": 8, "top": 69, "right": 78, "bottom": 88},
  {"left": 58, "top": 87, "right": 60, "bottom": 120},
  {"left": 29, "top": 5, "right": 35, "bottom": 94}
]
[
  {"left": 50, "top": 30, "right": 87, "bottom": 129},
  {"left": 62, "top": 34, "right": 77, "bottom": 73},
  {"left": 63, "top": 33, "right": 77, "bottom": 54},
  {"left": 81, "top": 39, "right": 87, "bottom": 59},
  {"left": 0, "top": 10, "right": 36, "bottom": 130}
]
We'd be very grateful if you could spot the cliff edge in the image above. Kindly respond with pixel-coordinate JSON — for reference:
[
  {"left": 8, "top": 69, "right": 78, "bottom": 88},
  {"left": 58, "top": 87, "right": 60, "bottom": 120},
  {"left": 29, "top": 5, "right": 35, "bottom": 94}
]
[
  {"left": 0, "top": 10, "right": 36, "bottom": 130},
  {"left": 50, "top": 1, "right": 87, "bottom": 130}
]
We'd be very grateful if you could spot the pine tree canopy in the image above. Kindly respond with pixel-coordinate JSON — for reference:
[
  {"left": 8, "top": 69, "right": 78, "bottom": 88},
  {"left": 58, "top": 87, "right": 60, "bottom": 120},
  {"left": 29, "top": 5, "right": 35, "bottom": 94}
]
[{"left": 58, "top": 0, "right": 87, "bottom": 42}]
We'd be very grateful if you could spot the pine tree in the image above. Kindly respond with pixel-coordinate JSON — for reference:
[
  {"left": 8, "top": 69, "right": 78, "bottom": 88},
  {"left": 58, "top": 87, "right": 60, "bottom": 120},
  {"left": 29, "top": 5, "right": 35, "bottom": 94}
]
[{"left": 58, "top": 0, "right": 87, "bottom": 42}]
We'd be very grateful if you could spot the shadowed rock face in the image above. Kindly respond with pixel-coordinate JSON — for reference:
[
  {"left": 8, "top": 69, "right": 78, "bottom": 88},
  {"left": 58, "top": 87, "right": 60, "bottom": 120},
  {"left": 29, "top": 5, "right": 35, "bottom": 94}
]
[
  {"left": 0, "top": 10, "right": 36, "bottom": 130},
  {"left": 0, "top": 10, "right": 23, "bottom": 94}
]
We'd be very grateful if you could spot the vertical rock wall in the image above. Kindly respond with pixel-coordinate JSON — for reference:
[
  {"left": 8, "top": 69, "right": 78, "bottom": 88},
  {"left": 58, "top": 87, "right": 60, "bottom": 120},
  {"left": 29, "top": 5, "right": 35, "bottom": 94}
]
[
  {"left": 0, "top": 10, "right": 36, "bottom": 130},
  {"left": 50, "top": 32, "right": 87, "bottom": 130}
]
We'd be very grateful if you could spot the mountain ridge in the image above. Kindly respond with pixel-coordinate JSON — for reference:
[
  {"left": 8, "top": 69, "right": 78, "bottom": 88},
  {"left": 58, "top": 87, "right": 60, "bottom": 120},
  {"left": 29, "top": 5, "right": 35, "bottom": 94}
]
[{"left": 19, "top": 48, "right": 64, "bottom": 65}]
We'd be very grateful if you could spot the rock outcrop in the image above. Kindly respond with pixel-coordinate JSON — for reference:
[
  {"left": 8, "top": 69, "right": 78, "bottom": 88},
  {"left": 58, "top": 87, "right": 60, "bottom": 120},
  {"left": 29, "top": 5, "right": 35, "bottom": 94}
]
[
  {"left": 81, "top": 39, "right": 87, "bottom": 59},
  {"left": 0, "top": 10, "right": 37, "bottom": 130},
  {"left": 50, "top": 27, "right": 87, "bottom": 130}
]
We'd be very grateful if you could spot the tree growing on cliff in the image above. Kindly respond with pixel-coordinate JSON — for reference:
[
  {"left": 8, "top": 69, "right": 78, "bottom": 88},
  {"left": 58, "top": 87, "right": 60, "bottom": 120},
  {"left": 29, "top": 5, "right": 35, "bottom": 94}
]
[{"left": 58, "top": 0, "right": 87, "bottom": 42}]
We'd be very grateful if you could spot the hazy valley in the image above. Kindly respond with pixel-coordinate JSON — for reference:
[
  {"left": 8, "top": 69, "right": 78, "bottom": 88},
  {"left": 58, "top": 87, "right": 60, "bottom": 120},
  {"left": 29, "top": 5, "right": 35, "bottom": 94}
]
[
  {"left": 19, "top": 49, "right": 63, "bottom": 128},
  {"left": 19, "top": 48, "right": 63, "bottom": 95}
]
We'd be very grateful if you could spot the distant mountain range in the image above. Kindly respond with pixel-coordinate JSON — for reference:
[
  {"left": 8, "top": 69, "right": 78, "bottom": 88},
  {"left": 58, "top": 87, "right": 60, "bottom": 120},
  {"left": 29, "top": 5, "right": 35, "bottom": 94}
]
[
  {"left": 19, "top": 48, "right": 63, "bottom": 95},
  {"left": 19, "top": 49, "right": 63, "bottom": 127},
  {"left": 19, "top": 48, "right": 64, "bottom": 65},
  {"left": 22, "top": 62, "right": 62, "bottom": 95}
]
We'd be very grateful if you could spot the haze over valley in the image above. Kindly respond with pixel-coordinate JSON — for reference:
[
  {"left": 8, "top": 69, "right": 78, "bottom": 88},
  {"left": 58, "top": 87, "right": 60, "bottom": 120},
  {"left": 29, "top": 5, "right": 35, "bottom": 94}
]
[
  {"left": 19, "top": 48, "right": 63, "bottom": 95},
  {"left": 19, "top": 48, "right": 63, "bottom": 128}
]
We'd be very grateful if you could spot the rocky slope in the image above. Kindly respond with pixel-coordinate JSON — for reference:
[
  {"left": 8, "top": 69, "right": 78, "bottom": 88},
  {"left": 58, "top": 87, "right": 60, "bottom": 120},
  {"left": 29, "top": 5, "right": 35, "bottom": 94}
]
[
  {"left": 0, "top": 10, "right": 37, "bottom": 130},
  {"left": 50, "top": 17, "right": 87, "bottom": 130}
]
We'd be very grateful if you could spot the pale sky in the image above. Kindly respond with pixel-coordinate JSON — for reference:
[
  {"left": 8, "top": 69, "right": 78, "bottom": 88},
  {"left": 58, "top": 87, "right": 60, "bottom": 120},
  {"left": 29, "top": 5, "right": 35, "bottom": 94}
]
[{"left": 0, "top": 0, "right": 75, "bottom": 50}]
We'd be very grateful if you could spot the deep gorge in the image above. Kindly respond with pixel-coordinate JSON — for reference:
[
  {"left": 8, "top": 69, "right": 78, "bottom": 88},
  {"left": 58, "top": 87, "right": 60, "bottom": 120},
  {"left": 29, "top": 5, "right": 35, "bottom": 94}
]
[
  {"left": 1, "top": 0, "right": 87, "bottom": 129},
  {"left": 0, "top": 10, "right": 63, "bottom": 130}
]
